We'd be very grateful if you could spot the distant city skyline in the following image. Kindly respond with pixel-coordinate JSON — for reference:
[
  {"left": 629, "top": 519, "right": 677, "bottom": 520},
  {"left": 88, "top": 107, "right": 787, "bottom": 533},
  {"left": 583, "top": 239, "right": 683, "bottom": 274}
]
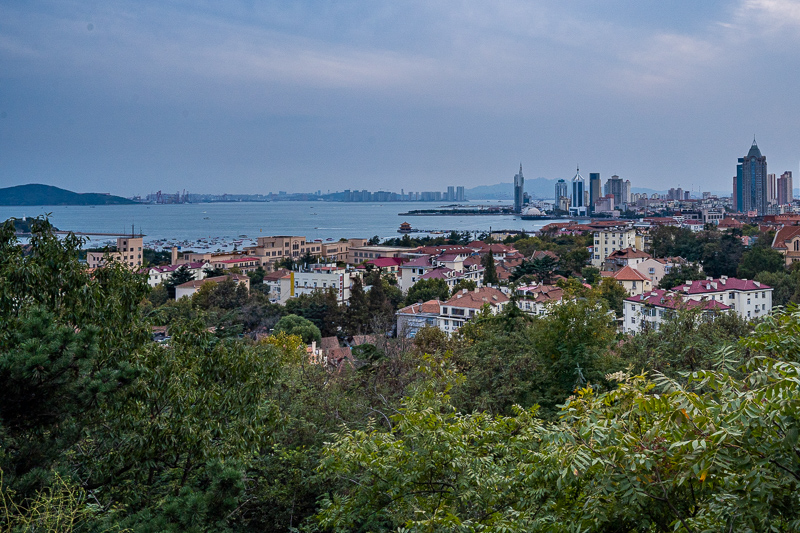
[{"left": 2, "top": 1, "right": 799, "bottom": 195}]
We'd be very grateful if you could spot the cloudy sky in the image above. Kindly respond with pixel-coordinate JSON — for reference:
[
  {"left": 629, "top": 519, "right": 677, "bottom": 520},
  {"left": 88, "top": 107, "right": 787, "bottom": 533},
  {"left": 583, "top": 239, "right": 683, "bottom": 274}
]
[{"left": 1, "top": 0, "right": 798, "bottom": 196}]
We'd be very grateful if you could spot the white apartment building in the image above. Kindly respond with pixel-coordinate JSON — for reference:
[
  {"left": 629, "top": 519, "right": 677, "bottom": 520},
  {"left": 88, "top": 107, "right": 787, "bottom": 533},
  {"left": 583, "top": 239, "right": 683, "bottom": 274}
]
[
  {"left": 264, "top": 265, "right": 358, "bottom": 304},
  {"left": 622, "top": 290, "right": 731, "bottom": 334},
  {"left": 672, "top": 277, "right": 773, "bottom": 320},
  {"left": 145, "top": 262, "right": 211, "bottom": 287},
  {"left": 592, "top": 228, "right": 637, "bottom": 268},
  {"left": 437, "top": 287, "right": 509, "bottom": 334}
]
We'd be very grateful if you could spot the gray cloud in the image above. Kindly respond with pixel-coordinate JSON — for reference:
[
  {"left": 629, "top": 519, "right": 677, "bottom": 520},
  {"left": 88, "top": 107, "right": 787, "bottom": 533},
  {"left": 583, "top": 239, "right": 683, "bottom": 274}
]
[{"left": 0, "top": 0, "right": 798, "bottom": 195}]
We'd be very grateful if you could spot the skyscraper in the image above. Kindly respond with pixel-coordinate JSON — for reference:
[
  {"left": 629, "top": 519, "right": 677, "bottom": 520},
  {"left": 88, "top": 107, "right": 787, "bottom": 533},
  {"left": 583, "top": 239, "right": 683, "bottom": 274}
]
[
  {"left": 778, "top": 171, "right": 793, "bottom": 206},
  {"left": 570, "top": 167, "right": 586, "bottom": 215},
  {"left": 589, "top": 173, "right": 601, "bottom": 211},
  {"left": 456, "top": 186, "right": 465, "bottom": 202},
  {"left": 736, "top": 139, "right": 768, "bottom": 214},
  {"left": 605, "top": 175, "right": 623, "bottom": 207},
  {"left": 446, "top": 186, "right": 455, "bottom": 202},
  {"left": 767, "top": 173, "right": 777, "bottom": 206},
  {"left": 555, "top": 179, "right": 568, "bottom": 203},
  {"left": 513, "top": 164, "right": 524, "bottom": 214}
]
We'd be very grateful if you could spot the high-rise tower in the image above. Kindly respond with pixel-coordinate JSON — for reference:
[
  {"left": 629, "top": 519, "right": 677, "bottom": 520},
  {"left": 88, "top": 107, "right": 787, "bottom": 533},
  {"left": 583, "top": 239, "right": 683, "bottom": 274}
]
[
  {"left": 513, "top": 164, "right": 524, "bottom": 213},
  {"left": 570, "top": 167, "right": 586, "bottom": 215},
  {"left": 736, "top": 138, "right": 768, "bottom": 214},
  {"left": 589, "top": 173, "right": 601, "bottom": 211}
]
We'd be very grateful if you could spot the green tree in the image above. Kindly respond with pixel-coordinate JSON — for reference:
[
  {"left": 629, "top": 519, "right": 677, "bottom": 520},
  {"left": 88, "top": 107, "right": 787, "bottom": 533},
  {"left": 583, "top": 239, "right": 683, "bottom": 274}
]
[
  {"left": 0, "top": 217, "right": 150, "bottom": 494},
  {"left": 581, "top": 266, "right": 601, "bottom": 285},
  {"left": 481, "top": 253, "right": 498, "bottom": 285},
  {"left": 345, "top": 276, "right": 370, "bottom": 336},
  {"left": 285, "top": 288, "right": 343, "bottom": 337},
  {"left": 659, "top": 263, "right": 706, "bottom": 289},
  {"left": 561, "top": 247, "right": 591, "bottom": 275},
  {"left": 164, "top": 264, "right": 196, "bottom": 299},
  {"left": 450, "top": 279, "right": 477, "bottom": 293},
  {"left": 597, "top": 276, "right": 628, "bottom": 317},
  {"left": 274, "top": 314, "right": 322, "bottom": 344},
  {"left": 737, "top": 245, "right": 785, "bottom": 279},
  {"left": 404, "top": 278, "right": 450, "bottom": 306}
]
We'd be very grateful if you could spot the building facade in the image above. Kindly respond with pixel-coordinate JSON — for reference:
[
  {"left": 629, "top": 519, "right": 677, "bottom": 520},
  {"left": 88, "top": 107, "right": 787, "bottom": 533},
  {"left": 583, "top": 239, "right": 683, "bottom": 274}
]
[
  {"left": 589, "top": 172, "right": 601, "bottom": 211},
  {"left": 87, "top": 235, "right": 144, "bottom": 269},
  {"left": 777, "top": 171, "right": 793, "bottom": 206},
  {"left": 570, "top": 168, "right": 586, "bottom": 216},
  {"left": 514, "top": 164, "right": 525, "bottom": 213},
  {"left": 735, "top": 139, "right": 768, "bottom": 214}
]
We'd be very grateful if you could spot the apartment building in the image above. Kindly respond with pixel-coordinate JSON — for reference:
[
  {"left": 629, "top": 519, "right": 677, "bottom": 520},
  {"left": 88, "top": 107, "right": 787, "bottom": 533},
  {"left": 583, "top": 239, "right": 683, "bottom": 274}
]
[
  {"left": 347, "top": 245, "right": 411, "bottom": 265},
  {"left": 623, "top": 290, "right": 730, "bottom": 334},
  {"left": 672, "top": 277, "right": 772, "bottom": 320},
  {"left": 438, "top": 287, "right": 509, "bottom": 334},
  {"left": 264, "top": 265, "right": 359, "bottom": 304},
  {"left": 87, "top": 235, "right": 144, "bottom": 269},
  {"left": 592, "top": 228, "right": 637, "bottom": 268},
  {"left": 174, "top": 274, "right": 250, "bottom": 300}
]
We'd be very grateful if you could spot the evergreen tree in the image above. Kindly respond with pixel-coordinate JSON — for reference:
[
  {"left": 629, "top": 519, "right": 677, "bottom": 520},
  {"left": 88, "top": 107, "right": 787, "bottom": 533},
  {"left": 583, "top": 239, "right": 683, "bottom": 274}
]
[
  {"left": 164, "top": 264, "right": 195, "bottom": 299},
  {"left": 345, "top": 276, "right": 370, "bottom": 335},
  {"left": 481, "top": 253, "right": 499, "bottom": 285}
]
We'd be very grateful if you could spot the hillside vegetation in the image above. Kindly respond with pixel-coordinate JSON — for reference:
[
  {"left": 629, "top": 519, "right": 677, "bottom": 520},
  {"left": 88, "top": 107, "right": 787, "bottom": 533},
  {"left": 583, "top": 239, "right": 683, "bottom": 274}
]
[{"left": 0, "top": 183, "right": 135, "bottom": 205}]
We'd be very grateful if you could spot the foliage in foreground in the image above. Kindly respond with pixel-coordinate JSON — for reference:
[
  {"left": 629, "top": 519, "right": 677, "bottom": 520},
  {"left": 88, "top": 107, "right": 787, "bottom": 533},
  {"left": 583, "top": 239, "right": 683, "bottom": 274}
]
[{"left": 317, "top": 312, "right": 800, "bottom": 532}]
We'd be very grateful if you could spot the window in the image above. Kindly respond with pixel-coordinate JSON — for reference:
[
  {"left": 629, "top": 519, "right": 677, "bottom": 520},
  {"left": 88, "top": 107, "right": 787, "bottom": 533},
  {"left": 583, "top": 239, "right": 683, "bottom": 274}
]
[
  {"left": 762, "top": 292, "right": 765, "bottom": 298},
  {"left": 794, "top": 240, "right": 799, "bottom": 251},
  {"left": 747, "top": 299, "right": 751, "bottom": 305}
]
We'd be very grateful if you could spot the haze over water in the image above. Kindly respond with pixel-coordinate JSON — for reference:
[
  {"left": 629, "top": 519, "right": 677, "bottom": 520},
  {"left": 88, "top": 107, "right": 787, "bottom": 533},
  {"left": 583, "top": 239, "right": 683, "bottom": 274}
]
[{"left": 1, "top": 202, "right": 567, "bottom": 249}]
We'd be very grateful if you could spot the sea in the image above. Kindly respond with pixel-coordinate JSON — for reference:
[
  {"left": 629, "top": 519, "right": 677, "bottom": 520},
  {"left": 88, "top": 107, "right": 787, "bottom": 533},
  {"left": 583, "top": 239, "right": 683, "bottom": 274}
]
[{"left": 1, "top": 202, "right": 569, "bottom": 251}]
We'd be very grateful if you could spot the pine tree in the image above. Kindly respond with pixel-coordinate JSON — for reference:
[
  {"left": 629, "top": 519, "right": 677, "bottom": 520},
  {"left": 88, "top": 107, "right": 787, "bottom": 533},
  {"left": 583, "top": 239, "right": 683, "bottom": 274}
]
[{"left": 481, "top": 253, "right": 499, "bottom": 286}]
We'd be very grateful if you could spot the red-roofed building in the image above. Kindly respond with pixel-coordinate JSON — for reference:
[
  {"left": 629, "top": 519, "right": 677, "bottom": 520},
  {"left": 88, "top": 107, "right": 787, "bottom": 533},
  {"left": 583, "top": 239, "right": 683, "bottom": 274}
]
[
  {"left": 515, "top": 283, "right": 564, "bottom": 315},
  {"left": 671, "top": 276, "right": 772, "bottom": 320},
  {"left": 174, "top": 274, "right": 250, "bottom": 300},
  {"left": 602, "top": 265, "right": 652, "bottom": 296},
  {"left": 623, "top": 289, "right": 731, "bottom": 334},
  {"left": 396, "top": 299, "right": 443, "bottom": 337},
  {"left": 771, "top": 225, "right": 800, "bottom": 266},
  {"left": 439, "top": 287, "right": 509, "bottom": 334},
  {"left": 602, "top": 247, "right": 652, "bottom": 272}
]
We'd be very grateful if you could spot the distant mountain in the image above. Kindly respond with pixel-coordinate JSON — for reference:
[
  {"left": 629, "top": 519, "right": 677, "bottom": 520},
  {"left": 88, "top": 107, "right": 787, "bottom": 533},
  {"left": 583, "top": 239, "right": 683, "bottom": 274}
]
[{"left": 0, "top": 184, "right": 136, "bottom": 206}]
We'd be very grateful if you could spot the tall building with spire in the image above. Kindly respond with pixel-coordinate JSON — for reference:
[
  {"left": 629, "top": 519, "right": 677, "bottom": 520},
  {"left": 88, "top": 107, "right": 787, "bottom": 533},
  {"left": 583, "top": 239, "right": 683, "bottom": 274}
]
[
  {"left": 569, "top": 167, "right": 587, "bottom": 216},
  {"left": 735, "top": 138, "right": 768, "bottom": 214},
  {"left": 513, "top": 164, "right": 524, "bottom": 214}
]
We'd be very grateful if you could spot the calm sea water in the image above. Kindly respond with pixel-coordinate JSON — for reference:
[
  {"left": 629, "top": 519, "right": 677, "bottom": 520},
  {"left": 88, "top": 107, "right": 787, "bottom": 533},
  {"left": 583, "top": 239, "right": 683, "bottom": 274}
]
[{"left": 1, "top": 202, "right": 567, "bottom": 250}]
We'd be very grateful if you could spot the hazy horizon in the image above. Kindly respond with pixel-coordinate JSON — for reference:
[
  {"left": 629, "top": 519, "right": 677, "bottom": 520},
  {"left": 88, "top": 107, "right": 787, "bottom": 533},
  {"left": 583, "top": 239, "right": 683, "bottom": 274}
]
[{"left": 2, "top": 1, "right": 799, "bottom": 196}]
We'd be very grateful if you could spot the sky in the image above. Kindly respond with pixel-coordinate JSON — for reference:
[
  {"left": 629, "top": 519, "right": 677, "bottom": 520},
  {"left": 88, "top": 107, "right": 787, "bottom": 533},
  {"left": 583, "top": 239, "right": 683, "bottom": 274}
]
[{"left": 1, "top": 0, "right": 799, "bottom": 196}]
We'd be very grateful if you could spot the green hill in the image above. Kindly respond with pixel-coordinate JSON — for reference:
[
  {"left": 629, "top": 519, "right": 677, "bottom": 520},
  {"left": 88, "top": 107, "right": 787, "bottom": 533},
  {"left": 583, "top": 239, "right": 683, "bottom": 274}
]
[{"left": 0, "top": 184, "right": 136, "bottom": 206}]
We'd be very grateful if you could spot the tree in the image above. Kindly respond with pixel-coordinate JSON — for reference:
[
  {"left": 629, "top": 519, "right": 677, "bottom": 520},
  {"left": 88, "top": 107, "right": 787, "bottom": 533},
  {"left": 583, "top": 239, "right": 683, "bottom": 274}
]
[
  {"left": 481, "top": 253, "right": 498, "bottom": 285},
  {"left": 659, "top": 263, "right": 706, "bottom": 289},
  {"left": 450, "top": 279, "right": 477, "bottom": 294},
  {"left": 274, "top": 314, "right": 322, "bottom": 344},
  {"left": 0, "top": 217, "right": 150, "bottom": 494},
  {"left": 597, "top": 277, "right": 628, "bottom": 317},
  {"left": 345, "top": 276, "right": 370, "bottom": 336},
  {"left": 164, "top": 264, "right": 195, "bottom": 299},
  {"left": 737, "top": 245, "right": 785, "bottom": 279},
  {"left": 701, "top": 233, "right": 744, "bottom": 277},
  {"left": 561, "top": 247, "right": 591, "bottom": 275},
  {"left": 368, "top": 235, "right": 381, "bottom": 245},
  {"left": 285, "top": 288, "right": 343, "bottom": 337},
  {"left": 367, "top": 276, "right": 395, "bottom": 332},
  {"left": 404, "top": 278, "right": 450, "bottom": 306},
  {"left": 581, "top": 266, "right": 601, "bottom": 285}
]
